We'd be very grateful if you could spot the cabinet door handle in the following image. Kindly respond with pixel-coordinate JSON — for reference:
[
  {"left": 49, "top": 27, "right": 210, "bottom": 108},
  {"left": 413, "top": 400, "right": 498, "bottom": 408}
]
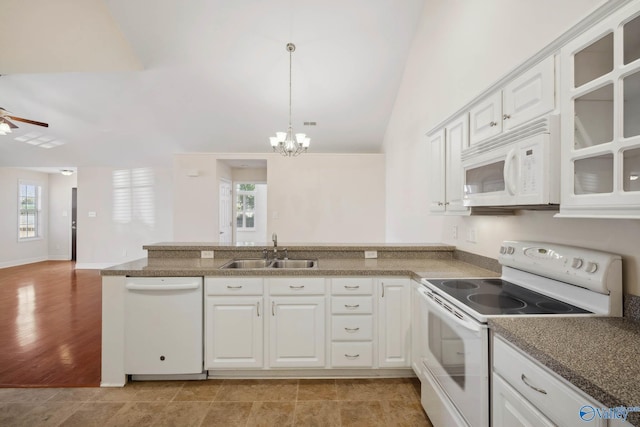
[
  {"left": 503, "top": 114, "right": 511, "bottom": 120},
  {"left": 344, "top": 285, "right": 360, "bottom": 289},
  {"left": 521, "top": 374, "right": 547, "bottom": 395},
  {"left": 345, "top": 327, "right": 360, "bottom": 332},
  {"left": 289, "top": 285, "right": 305, "bottom": 289},
  {"left": 381, "top": 282, "right": 385, "bottom": 298},
  {"left": 489, "top": 121, "right": 498, "bottom": 127},
  {"left": 272, "top": 301, "right": 275, "bottom": 316},
  {"left": 344, "top": 304, "right": 360, "bottom": 309},
  {"left": 437, "top": 202, "right": 444, "bottom": 206},
  {"left": 257, "top": 301, "right": 260, "bottom": 317},
  {"left": 344, "top": 354, "right": 360, "bottom": 359},
  {"left": 227, "top": 285, "right": 243, "bottom": 289}
]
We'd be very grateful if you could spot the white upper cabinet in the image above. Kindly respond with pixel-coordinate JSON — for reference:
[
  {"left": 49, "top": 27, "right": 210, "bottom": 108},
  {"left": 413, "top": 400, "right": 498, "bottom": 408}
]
[
  {"left": 470, "top": 56, "right": 555, "bottom": 146},
  {"left": 428, "top": 129, "right": 447, "bottom": 213},
  {"left": 503, "top": 56, "right": 555, "bottom": 131},
  {"left": 470, "top": 91, "right": 503, "bottom": 145},
  {"left": 428, "top": 114, "right": 470, "bottom": 215},
  {"left": 559, "top": 0, "right": 640, "bottom": 217}
]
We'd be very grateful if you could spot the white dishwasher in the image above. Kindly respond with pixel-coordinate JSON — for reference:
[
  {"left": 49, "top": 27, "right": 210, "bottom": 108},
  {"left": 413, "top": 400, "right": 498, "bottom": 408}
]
[{"left": 124, "top": 277, "right": 204, "bottom": 377}]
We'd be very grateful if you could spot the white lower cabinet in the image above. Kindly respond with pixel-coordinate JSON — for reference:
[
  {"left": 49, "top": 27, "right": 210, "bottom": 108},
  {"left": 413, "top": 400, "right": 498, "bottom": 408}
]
[
  {"left": 493, "top": 373, "right": 554, "bottom": 427},
  {"left": 378, "top": 278, "right": 411, "bottom": 367},
  {"left": 269, "top": 295, "right": 325, "bottom": 368},
  {"left": 267, "top": 277, "right": 326, "bottom": 368},
  {"left": 204, "top": 278, "right": 264, "bottom": 369},
  {"left": 204, "top": 275, "right": 412, "bottom": 373},
  {"left": 330, "top": 277, "right": 375, "bottom": 368},
  {"left": 205, "top": 296, "right": 263, "bottom": 369},
  {"left": 493, "top": 336, "right": 616, "bottom": 427}
]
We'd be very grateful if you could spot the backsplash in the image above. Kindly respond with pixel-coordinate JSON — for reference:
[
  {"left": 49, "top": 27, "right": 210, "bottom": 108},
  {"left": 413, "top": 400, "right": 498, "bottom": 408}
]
[{"left": 624, "top": 294, "right": 640, "bottom": 321}]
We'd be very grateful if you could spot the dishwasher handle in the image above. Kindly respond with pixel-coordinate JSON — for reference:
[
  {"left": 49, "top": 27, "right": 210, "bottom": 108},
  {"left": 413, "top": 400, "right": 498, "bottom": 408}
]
[{"left": 125, "top": 283, "right": 200, "bottom": 291}]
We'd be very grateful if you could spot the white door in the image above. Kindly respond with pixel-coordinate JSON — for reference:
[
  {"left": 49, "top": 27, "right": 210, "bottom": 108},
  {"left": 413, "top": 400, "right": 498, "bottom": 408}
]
[
  {"left": 378, "top": 278, "right": 411, "bottom": 367},
  {"left": 492, "top": 373, "right": 554, "bottom": 427},
  {"left": 428, "top": 130, "right": 446, "bottom": 213},
  {"left": 503, "top": 55, "right": 555, "bottom": 131},
  {"left": 469, "top": 90, "right": 503, "bottom": 145},
  {"left": 219, "top": 179, "right": 232, "bottom": 243},
  {"left": 269, "top": 296, "right": 325, "bottom": 368},
  {"left": 445, "top": 115, "right": 470, "bottom": 214},
  {"left": 205, "top": 296, "right": 263, "bottom": 369}
]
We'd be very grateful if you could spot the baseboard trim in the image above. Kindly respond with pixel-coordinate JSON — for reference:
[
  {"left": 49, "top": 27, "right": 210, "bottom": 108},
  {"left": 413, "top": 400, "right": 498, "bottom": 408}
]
[
  {"left": 74, "top": 262, "right": 116, "bottom": 270},
  {"left": 0, "top": 256, "right": 48, "bottom": 269},
  {"left": 48, "top": 255, "right": 71, "bottom": 261},
  {"left": 207, "top": 368, "right": 416, "bottom": 379}
]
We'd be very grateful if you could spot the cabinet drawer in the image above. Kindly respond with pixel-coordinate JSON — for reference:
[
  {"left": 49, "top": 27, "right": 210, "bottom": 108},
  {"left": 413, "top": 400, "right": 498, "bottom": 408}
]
[
  {"left": 205, "top": 277, "right": 263, "bottom": 295},
  {"left": 331, "top": 278, "right": 374, "bottom": 295},
  {"left": 493, "top": 337, "right": 605, "bottom": 427},
  {"left": 331, "top": 342, "right": 373, "bottom": 368},
  {"left": 331, "top": 315, "right": 373, "bottom": 341},
  {"left": 268, "top": 278, "right": 325, "bottom": 295},
  {"left": 331, "top": 296, "right": 373, "bottom": 314}
]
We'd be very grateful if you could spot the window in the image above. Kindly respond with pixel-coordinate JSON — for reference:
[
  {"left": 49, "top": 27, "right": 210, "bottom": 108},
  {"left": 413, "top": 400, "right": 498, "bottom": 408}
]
[
  {"left": 18, "top": 181, "right": 42, "bottom": 240},
  {"left": 236, "top": 183, "right": 256, "bottom": 229}
]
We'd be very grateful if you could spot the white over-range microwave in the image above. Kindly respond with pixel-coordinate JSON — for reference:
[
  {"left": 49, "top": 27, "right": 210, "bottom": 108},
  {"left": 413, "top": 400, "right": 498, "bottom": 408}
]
[{"left": 461, "top": 115, "right": 560, "bottom": 208}]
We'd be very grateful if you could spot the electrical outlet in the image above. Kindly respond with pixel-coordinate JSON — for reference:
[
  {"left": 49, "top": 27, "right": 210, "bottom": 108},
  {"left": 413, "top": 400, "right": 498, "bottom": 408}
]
[
  {"left": 201, "top": 250, "right": 214, "bottom": 259},
  {"left": 364, "top": 250, "right": 378, "bottom": 259},
  {"left": 452, "top": 225, "right": 458, "bottom": 240},
  {"left": 467, "top": 228, "right": 477, "bottom": 243}
]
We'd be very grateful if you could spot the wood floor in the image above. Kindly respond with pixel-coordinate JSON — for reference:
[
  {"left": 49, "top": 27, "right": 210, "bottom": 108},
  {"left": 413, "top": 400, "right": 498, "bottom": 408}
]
[{"left": 0, "top": 261, "right": 102, "bottom": 387}]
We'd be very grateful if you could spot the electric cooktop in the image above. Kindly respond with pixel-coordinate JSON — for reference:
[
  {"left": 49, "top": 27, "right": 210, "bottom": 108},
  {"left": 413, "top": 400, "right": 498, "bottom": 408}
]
[{"left": 425, "top": 278, "right": 591, "bottom": 316}]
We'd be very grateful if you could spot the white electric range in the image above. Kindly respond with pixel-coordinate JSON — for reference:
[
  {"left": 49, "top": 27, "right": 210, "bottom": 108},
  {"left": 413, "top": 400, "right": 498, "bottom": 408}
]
[{"left": 414, "top": 241, "right": 623, "bottom": 427}]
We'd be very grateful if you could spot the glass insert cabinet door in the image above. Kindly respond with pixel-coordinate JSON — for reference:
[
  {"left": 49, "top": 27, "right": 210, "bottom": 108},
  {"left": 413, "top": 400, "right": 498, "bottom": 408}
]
[{"left": 560, "top": 1, "right": 640, "bottom": 217}]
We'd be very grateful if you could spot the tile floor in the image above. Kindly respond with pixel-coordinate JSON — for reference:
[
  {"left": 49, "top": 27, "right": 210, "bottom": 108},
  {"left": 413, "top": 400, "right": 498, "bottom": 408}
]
[{"left": 0, "top": 378, "right": 433, "bottom": 426}]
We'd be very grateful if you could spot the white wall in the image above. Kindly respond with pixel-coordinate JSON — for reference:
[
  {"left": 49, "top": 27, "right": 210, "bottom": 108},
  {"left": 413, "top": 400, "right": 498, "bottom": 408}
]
[
  {"left": 0, "top": 168, "right": 49, "bottom": 268},
  {"left": 48, "top": 173, "right": 77, "bottom": 260},
  {"left": 384, "top": 0, "right": 640, "bottom": 295},
  {"left": 76, "top": 166, "right": 173, "bottom": 268},
  {"left": 174, "top": 153, "right": 386, "bottom": 243}
]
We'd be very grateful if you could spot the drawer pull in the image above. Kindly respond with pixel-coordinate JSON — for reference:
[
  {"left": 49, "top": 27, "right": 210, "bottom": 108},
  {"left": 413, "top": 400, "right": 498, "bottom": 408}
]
[
  {"left": 226, "top": 285, "right": 243, "bottom": 289},
  {"left": 521, "top": 374, "right": 547, "bottom": 395},
  {"left": 289, "top": 285, "right": 305, "bottom": 289},
  {"left": 344, "top": 327, "right": 360, "bottom": 332},
  {"left": 344, "top": 304, "right": 360, "bottom": 309},
  {"left": 345, "top": 353, "right": 360, "bottom": 359},
  {"left": 344, "top": 285, "right": 360, "bottom": 289}
]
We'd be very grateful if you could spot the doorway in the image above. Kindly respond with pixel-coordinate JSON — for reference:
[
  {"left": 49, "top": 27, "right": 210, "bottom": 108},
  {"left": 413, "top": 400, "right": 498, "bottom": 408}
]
[
  {"left": 71, "top": 187, "right": 77, "bottom": 261},
  {"left": 219, "top": 179, "right": 232, "bottom": 244},
  {"left": 234, "top": 182, "right": 267, "bottom": 244}
]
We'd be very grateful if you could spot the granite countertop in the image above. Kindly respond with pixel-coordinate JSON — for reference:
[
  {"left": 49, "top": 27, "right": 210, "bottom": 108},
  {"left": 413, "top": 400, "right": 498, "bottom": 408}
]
[
  {"left": 100, "top": 257, "right": 499, "bottom": 280},
  {"left": 490, "top": 317, "right": 640, "bottom": 426}
]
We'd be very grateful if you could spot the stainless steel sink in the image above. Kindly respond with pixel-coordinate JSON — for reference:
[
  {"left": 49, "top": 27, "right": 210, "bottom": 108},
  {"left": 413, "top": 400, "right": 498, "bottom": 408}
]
[
  {"left": 271, "top": 259, "right": 318, "bottom": 269},
  {"left": 220, "top": 258, "right": 318, "bottom": 269},
  {"left": 220, "top": 259, "right": 272, "bottom": 269}
]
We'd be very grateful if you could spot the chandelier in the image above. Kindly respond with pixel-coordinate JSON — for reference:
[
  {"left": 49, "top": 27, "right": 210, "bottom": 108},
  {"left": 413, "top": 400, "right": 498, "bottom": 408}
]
[{"left": 269, "top": 43, "right": 310, "bottom": 157}]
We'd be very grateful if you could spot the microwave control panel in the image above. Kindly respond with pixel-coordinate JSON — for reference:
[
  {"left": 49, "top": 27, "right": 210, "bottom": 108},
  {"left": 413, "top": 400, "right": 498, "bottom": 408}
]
[{"left": 520, "top": 145, "right": 540, "bottom": 195}]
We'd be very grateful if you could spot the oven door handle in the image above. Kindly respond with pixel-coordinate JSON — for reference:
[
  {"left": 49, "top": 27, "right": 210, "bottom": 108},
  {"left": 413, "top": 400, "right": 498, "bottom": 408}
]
[{"left": 419, "top": 288, "right": 484, "bottom": 334}]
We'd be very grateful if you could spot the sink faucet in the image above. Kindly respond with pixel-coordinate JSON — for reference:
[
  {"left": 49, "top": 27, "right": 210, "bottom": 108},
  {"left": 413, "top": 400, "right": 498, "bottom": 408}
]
[{"left": 272, "top": 233, "right": 278, "bottom": 258}]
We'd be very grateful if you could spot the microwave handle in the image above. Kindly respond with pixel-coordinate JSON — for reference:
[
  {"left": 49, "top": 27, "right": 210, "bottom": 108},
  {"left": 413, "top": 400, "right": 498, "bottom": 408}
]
[{"left": 504, "top": 148, "right": 518, "bottom": 196}]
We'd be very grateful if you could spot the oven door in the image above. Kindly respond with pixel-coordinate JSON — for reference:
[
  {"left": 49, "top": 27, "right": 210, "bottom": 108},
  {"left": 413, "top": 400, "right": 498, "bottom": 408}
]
[{"left": 417, "top": 286, "right": 489, "bottom": 427}]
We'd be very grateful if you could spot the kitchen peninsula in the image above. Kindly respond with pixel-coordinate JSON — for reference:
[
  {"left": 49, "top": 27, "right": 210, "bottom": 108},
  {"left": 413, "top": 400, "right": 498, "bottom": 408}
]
[{"left": 100, "top": 242, "right": 499, "bottom": 387}]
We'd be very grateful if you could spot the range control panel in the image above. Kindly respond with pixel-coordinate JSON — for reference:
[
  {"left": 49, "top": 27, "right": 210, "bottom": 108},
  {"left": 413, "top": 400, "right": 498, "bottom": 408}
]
[{"left": 498, "top": 241, "right": 621, "bottom": 294}]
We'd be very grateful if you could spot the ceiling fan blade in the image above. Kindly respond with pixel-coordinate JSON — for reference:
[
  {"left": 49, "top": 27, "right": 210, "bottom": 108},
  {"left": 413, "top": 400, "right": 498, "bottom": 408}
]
[
  {"left": 1, "top": 118, "right": 19, "bottom": 129},
  {"left": 7, "top": 115, "right": 49, "bottom": 128}
]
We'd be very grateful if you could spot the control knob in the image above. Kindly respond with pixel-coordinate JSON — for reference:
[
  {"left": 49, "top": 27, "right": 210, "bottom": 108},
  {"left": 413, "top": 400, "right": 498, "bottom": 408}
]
[
  {"left": 507, "top": 246, "right": 515, "bottom": 255},
  {"left": 571, "top": 258, "right": 583, "bottom": 269},
  {"left": 585, "top": 262, "right": 598, "bottom": 274}
]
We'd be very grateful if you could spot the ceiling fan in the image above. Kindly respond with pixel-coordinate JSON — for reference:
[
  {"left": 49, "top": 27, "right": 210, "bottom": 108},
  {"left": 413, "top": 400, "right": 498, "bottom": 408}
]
[{"left": 0, "top": 107, "right": 49, "bottom": 134}]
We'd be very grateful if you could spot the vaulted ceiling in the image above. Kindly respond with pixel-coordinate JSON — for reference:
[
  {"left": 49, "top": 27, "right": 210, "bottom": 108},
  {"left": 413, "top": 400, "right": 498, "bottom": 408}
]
[{"left": 0, "top": 0, "right": 425, "bottom": 168}]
